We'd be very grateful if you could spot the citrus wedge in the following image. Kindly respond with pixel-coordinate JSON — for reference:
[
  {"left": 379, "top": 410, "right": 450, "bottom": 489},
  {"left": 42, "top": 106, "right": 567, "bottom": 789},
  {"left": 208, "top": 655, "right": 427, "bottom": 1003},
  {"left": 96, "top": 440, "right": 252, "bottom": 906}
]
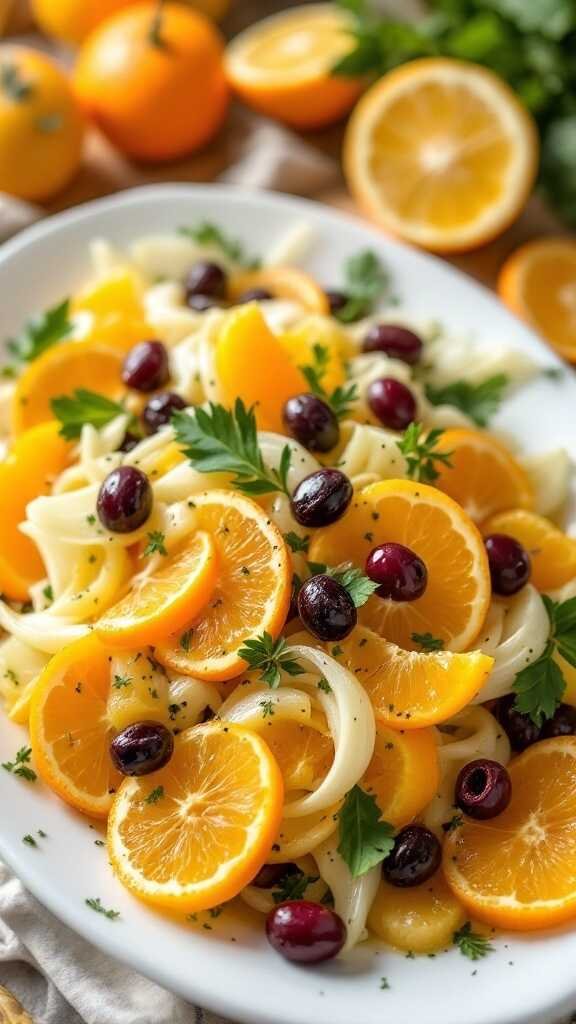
[
  {"left": 281, "top": 315, "right": 347, "bottom": 392},
  {"left": 331, "top": 625, "right": 493, "bottom": 729},
  {"left": 309, "top": 478, "right": 491, "bottom": 651},
  {"left": 483, "top": 508, "right": 576, "bottom": 592},
  {"left": 96, "top": 530, "right": 218, "bottom": 647},
  {"left": 368, "top": 871, "right": 465, "bottom": 953},
  {"left": 11, "top": 338, "right": 125, "bottom": 435},
  {"left": 107, "top": 721, "right": 284, "bottom": 912},
  {"left": 444, "top": 736, "right": 576, "bottom": 929},
  {"left": 498, "top": 238, "right": 576, "bottom": 363},
  {"left": 434, "top": 428, "right": 534, "bottom": 523},
  {"left": 29, "top": 634, "right": 122, "bottom": 817},
  {"left": 225, "top": 3, "right": 362, "bottom": 130},
  {"left": 228, "top": 268, "right": 329, "bottom": 315},
  {"left": 363, "top": 721, "right": 439, "bottom": 824},
  {"left": 156, "top": 490, "right": 291, "bottom": 682},
  {"left": 344, "top": 57, "right": 538, "bottom": 253}
]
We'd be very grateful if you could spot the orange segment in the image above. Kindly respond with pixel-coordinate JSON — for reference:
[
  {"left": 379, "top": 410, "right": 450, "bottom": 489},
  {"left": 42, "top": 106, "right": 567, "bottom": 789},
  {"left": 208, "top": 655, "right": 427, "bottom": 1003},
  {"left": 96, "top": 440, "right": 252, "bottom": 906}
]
[
  {"left": 107, "top": 721, "right": 284, "bottom": 912},
  {"left": 262, "top": 720, "right": 334, "bottom": 792},
  {"left": 215, "top": 305, "right": 308, "bottom": 433},
  {"left": 434, "top": 428, "right": 534, "bottom": 523},
  {"left": 368, "top": 871, "right": 465, "bottom": 953},
  {"left": 332, "top": 625, "right": 493, "bottom": 729},
  {"left": 29, "top": 634, "right": 122, "bottom": 817},
  {"left": 363, "top": 721, "right": 439, "bottom": 824},
  {"left": 228, "top": 268, "right": 329, "bottom": 315},
  {"left": 96, "top": 530, "right": 218, "bottom": 647},
  {"left": 11, "top": 338, "right": 125, "bottom": 435},
  {"left": 0, "top": 421, "right": 70, "bottom": 600},
  {"left": 444, "top": 737, "right": 576, "bottom": 929},
  {"left": 309, "top": 478, "right": 491, "bottom": 652},
  {"left": 483, "top": 509, "right": 576, "bottom": 592},
  {"left": 73, "top": 270, "right": 144, "bottom": 322},
  {"left": 225, "top": 4, "right": 362, "bottom": 130},
  {"left": 498, "top": 238, "right": 576, "bottom": 363},
  {"left": 156, "top": 490, "right": 291, "bottom": 682},
  {"left": 280, "top": 315, "right": 347, "bottom": 392},
  {"left": 344, "top": 58, "right": 538, "bottom": 253}
]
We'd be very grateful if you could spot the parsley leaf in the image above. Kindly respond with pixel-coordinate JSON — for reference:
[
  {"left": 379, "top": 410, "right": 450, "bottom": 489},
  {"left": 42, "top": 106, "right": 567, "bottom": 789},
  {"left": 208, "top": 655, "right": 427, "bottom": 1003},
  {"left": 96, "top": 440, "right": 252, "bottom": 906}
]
[
  {"left": 453, "top": 921, "right": 494, "bottom": 960},
  {"left": 272, "top": 870, "right": 319, "bottom": 904},
  {"left": 5, "top": 299, "right": 73, "bottom": 372},
  {"left": 51, "top": 389, "right": 134, "bottom": 440},
  {"left": 308, "top": 561, "right": 379, "bottom": 608},
  {"left": 425, "top": 375, "right": 509, "bottom": 428},
  {"left": 143, "top": 530, "right": 167, "bottom": 557},
  {"left": 22, "top": 834, "right": 37, "bottom": 847},
  {"left": 2, "top": 746, "right": 37, "bottom": 782},
  {"left": 259, "top": 699, "right": 275, "bottom": 718},
  {"left": 397, "top": 423, "right": 453, "bottom": 483},
  {"left": 337, "top": 785, "right": 395, "bottom": 877},
  {"left": 512, "top": 595, "right": 576, "bottom": 724},
  {"left": 178, "top": 222, "right": 260, "bottom": 269},
  {"left": 283, "top": 531, "right": 310, "bottom": 554},
  {"left": 85, "top": 897, "right": 120, "bottom": 920},
  {"left": 299, "top": 344, "right": 359, "bottom": 421},
  {"left": 334, "top": 250, "right": 392, "bottom": 323},
  {"left": 411, "top": 631, "right": 444, "bottom": 651},
  {"left": 318, "top": 677, "right": 333, "bottom": 694},
  {"left": 112, "top": 674, "right": 132, "bottom": 689},
  {"left": 173, "top": 400, "right": 291, "bottom": 496},
  {"left": 145, "top": 785, "right": 164, "bottom": 805},
  {"left": 237, "top": 632, "right": 305, "bottom": 688}
]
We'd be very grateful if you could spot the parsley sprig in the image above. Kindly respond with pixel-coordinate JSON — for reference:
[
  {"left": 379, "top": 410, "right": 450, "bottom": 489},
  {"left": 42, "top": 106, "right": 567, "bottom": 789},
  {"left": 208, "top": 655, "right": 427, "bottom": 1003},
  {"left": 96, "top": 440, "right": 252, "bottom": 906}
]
[
  {"left": 85, "top": 897, "right": 120, "bottom": 920},
  {"left": 453, "top": 922, "right": 494, "bottom": 961},
  {"left": 178, "top": 222, "right": 260, "bottom": 269},
  {"left": 173, "top": 400, "right": 292, "bottom": 497},
  {"left": 333, "top": 250, "right": 392, "bottom": 323},
  {"left": 425, "top": 375, "right": 509, "bottom": 428},
  {"left": 284, "top": 531, "right": 310, "bottom": 554},
  {"left": 238, "top": 632, "right": 305, "bottom": 688},
  {"left": 2, "top": 746, "right": 36, "bottom": 782},
  {"left": 307, "top": 561, "right": 379, "bottom": 608},
  {"left": 513, "top": 595, "right": 576, "bottom": 724},
  {"left": 143, "top": 530, "right": 167, "bottom": 557},
  {"left": 300, "top": 343, "right": 358, "bottom": 421},
  {"left": 51, "top": 389, "right": 136, "bottom": 440},
  {"left": 411, "top": 631, "right": 444, "bottom": 651},
  {"left": 272, "top": 870, "right": 319, "bottom": 904},
  {"left": 4, "top": 299, "right": 73, "bottom": 376},
  {"left": 338, "top": 785, "right": 395, "bottom": 877},
  {"left": 397, "top": 423, "right": 453, "bottom": 483}
]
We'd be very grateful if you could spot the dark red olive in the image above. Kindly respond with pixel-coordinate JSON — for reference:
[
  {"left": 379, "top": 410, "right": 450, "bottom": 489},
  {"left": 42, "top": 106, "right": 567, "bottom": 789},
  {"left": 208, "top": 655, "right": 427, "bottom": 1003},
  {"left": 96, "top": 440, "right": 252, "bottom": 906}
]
[
  {"left": 283, "top": 393, "right": 339, "bottom": 453},
  {"left": 122, "top": 340, "right": 169, "bottom": 392},
  {"left": 252, "top": 863, "right": 299, "bottom": 889},
  {"left": 291, "top": 468, "right": 352, "bottom": 528},
  {"left": 494, "top": 694, "right": 542, "bottom": 752},
  {"left": 366, "top": 542, "right": 428, "bottom": 601},
  {"left": 142, "top": 391, "right": 186, "bottom": 435},
  {"left": 266, "top": 900, "right": 346, "bottom": 963},
  {"left": 367, "top": 377, "right": 417, "bottom": 430},
  {"left": 383, "top": 825, "right": 441, "bottom": 887},
  {"left": 185, "top": 260, "right": 227, "bottom": 300},
  {"left": 110, "top": 721, "right": 174, "bottom": 776},
  {"left": 187, "top": 294, "right": 221, "bottom": 312},
  {"left": 298, "top": 574, "right": 357, "bottom": 642},
  {"left": 96, "top": 465, "right": 152, "bottom": 533},
  {"left": 237, "top": 287, "right": 273, "bottom": 303},
  {"left": 484, "top": 534, "right": 531, "bottom": 596},
  {"left": 363, "top": 324, "right": 423, "bottom": 365},
  {"left": 325, "top": 289, "right": 349, "bottom": 316},
  {"left": 455, "top": 758, "right": 512, "bottom": 820},
  {"left": 541, "top": 703, "right": 576, "bottom": 739}
]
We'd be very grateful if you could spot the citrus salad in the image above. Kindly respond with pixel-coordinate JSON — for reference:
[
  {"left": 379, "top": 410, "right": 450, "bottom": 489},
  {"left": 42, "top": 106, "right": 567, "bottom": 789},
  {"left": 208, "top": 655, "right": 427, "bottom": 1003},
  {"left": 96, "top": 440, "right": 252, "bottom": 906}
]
[{"left": 1, "top": 221, "right": 576, "bottom": 965}]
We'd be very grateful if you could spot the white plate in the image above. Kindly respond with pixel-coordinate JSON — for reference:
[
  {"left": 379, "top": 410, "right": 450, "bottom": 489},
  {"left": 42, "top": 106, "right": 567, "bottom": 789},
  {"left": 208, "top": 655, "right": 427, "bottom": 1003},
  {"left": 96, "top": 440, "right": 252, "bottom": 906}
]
[{"left": 0, "top": 185, "right": 575, "bottom": 1024}]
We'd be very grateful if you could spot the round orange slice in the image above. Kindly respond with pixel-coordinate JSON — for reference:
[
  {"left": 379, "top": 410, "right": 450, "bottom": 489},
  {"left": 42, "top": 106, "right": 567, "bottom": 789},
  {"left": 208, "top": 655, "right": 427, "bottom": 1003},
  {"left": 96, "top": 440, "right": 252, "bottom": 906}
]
[
  {"left": 368, "top": 871, "right": 465, "bottom": 953},
  {"left": 331, "top": 625, "right": 493, "bottom": 729},
  {"left": 11, "top": 338, "right": 125, "bottom": 435},
  {"left": 156, "top": 490, "right": 291, "bottom": 682},
  {"left": 0, "top": 421, "right": 70, "bottom": 600},
  {"left": 498, "top": 237, "right": 576, "bottom": 363},
  {"left": 309, "top": 478, "right": 491, "bottom": 652},
  {"left": 96, "top": 530, "right": 218, "bottom": 647},
  {"left": 228, "top": 267, "right": 329, "bottom": 314},
  {"left": 434, "top": 428, "right": 534, "bottom": 523},
  {"left": 363, "top": 721, "right": 439, "bottom": 824},
  {"left": 107, "top": 721, "right": 284, "bottom": 912},
  {"left": 483, "top": 508, "right": 576, "bottom": 592},
  {"left": 29, "top": 634, "right": 122, "bottom": 818},
  {"left": 444, "top": 736, "right": 576, "bottom": 929},
  {"left": 344, "top": 57, "right": 538, "bottom": 253}
]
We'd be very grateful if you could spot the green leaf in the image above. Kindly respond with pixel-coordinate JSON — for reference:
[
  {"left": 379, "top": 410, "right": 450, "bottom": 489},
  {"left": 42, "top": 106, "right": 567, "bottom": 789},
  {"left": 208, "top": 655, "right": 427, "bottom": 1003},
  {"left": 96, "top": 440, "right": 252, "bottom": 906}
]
[
  {"left": 178, "top": 222, "right": 260, "bottom": 268},
  {"left": 541, "top": 117, "right": 576, "bottom": 227},
  {"left": 85, "top": 897, "right": 120, "bottom": 920},
  {"left": 453, "top": 921, "right": 494, "bottom": 960},
  {"left": 6, "top": 299, "right": 73, "bottom": 369},
  {"left": 112, "top": 674, "right": 132, "bottom": 689},
  {"left": 173, "top": 400, "right": 291, "bottom": 497},
  {"left": 271, "top": 870, "right": 319, "bottom": 904},
  {"left": 513, "top": 642, "right": 565, "bottom": 725},
  {"left": 552, "top": 595, "right": 576, "bottom": 636},
  {"left": 283, "top": 532, "right": 310, "bottom": 554},
  {"left": 411, "top": 631, "right": 444, "bottom": 651},
  {"left": 237, "top": 632, "right": 305, "bottom": 689},
  {"left": 481, "top": 0, "right": 575, "bottom": 39},
  {"left": 425, "top": 375, "right": 509, "bottom": 427},
  {"left": 396, "top": 423, "right": 453, "bottom": 483},
  {"left": 144, "top": 785, "right": 164, "bottom": 804},
  {"left": 337, "top": 785, "right": 395, "bottom": 877},
  {"left": 329, "top": 382, "right": 359, "bottom": 420},
  {"left": 2, "top": 745, "right": 37, "bottom": 782},
  {"left": 143, "top": 531, "right": 167, "bottom": 557},
  {"left": 335, "top": 250, "right": 393, "bottom": 323},
  {"left": 51, "top": 389, "right": 134, "bottom": 440},
  {"left": 332, "top": 565, "right": 379, "bottom": 608}
]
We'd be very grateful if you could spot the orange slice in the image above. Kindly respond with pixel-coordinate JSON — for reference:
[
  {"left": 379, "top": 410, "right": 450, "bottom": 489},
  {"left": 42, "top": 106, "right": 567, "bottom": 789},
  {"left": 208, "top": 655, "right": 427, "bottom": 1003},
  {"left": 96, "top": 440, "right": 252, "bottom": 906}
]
[
  {"left": 309, "top": 478, "right": 491, "bottom": 651},
  {"left": 29, "top": 634, "right": 122, "bottom": 817},
  {"left": 225, "top": 4, "right": 362, "bottom": 130},
  {"left": 73, "top": 269, "right": 144, "bottom": 322},
  {"left": 262, "top": 720, "right": 334, "bottom": 792},
  {"left": 11, "top": 338, "right": 125, "bottom": 435},
  {"left": 107, "top": 721, "right": 284, "bottom": 912},
  {"left": 228, "top": 268, "right": 329, "bottom": 315},
  {"left": 281, "top": 315, "right": 347, "bottom": 392},
  {"left": 96, "top": 530, "right": 218, "bottom": 647},
  {"left": 498, "top": 238, "right": 576, "bottom": 363},
  {"left": 483, "top": 508, "right": 576, "bottom": 592},
  {"left": 368, "top": 871, "right": 465, "bottom": 953},
  {"left": 156, "top": 490, "right": 291, "bottom": 682},
  {"left": 332, "top": 625, "right": 493, "bottom": 729},
  {"left": 434, "top": 428, "right": 534, "bottom": 523},
  {"left": 0, "top": 421, "right": 70, "bottom": 600},
  {"left": 344, "top": 57, "right": 538, "bottom": 253},
  {"left": 363, "top": 721, "right": 439, "bottom": 824},
  {"left": 444, "top": 737, "right": 576, "bottom": 929}
]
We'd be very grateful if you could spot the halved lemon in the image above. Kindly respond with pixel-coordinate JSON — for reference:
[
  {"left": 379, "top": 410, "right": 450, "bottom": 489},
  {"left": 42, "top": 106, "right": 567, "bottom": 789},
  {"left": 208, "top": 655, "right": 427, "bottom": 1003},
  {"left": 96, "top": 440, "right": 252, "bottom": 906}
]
[{"left": 344, "top": 58, "right": 538, "bottom": 252}]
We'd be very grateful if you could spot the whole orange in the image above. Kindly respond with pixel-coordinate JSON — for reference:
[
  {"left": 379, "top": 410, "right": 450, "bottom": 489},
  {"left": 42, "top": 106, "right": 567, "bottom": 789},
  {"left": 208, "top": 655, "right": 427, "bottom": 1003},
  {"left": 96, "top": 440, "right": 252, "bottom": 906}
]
[
  {"left": 0, "top": 46, "right": 84, "bottom": 201},
  {"left": 73, "top": 2, "right": 229, "bottom": 162},
  {"left": 31, "top": 0, "right": 138, "bottom": 46}
]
